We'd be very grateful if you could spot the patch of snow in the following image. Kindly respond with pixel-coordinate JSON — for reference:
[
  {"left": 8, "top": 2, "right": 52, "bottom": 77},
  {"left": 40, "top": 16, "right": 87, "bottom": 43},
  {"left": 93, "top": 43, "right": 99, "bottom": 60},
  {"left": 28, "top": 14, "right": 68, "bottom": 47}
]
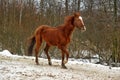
[
  {"left": 0, "top": 50, "right": 120, "bottom": 80},
  {"left": 92, "top": 54, "right": 99, "bottom": 58},
  {"left": 0, "top": 50, "right": 12, "bottom": 56},
  {"left": 68, "top": 58, "right": 99, "bottom": 64}
]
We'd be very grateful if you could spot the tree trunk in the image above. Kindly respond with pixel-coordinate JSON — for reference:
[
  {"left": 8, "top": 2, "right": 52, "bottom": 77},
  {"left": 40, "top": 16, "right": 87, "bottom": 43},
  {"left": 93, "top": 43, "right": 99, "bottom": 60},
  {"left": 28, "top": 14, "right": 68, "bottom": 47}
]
[
  {"left": 65, "top": 0, "right": 68, "bottom": 15},
  {"left": 77, "top": 0, "right": 81, "bottom": 11},
  {"left": 114, "top": 0, "right": 117, "bottom": 23},
  {"left": 19, "top": 0, "right": 23, "bottom": 27}
]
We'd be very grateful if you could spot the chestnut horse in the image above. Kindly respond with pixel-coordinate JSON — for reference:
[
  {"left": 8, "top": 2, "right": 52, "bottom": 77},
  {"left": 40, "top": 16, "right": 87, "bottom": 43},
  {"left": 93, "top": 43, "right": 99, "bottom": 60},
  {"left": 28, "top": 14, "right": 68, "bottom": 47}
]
[{"left": 28, "top": 12, "right": 86, "bottom": 69}]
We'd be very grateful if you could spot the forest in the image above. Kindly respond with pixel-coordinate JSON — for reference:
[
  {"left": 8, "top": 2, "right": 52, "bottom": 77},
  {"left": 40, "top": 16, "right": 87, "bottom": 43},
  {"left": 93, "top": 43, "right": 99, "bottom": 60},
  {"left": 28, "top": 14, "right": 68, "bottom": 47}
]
[{"left": 0, "top": 0, "right": 120, "bottom": 66}]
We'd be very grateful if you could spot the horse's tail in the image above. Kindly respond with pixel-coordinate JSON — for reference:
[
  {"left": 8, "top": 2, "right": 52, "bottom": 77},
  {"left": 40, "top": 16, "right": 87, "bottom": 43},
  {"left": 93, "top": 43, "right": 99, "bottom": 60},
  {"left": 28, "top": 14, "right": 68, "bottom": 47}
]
[
  {"left": 27, "top": 35, "right": 36, "bottom": 56},
  {"left": 27, "top": 26, "right": 48, "bottom": 56}
]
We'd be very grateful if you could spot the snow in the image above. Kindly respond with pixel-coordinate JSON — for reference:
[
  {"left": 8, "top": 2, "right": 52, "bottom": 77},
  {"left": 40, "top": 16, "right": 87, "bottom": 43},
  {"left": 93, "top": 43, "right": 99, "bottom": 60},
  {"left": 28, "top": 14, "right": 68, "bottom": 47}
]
[
  {"left": 0, "top": 50, "right": 120, "bottom": 80},
  {"left": 0, "top": 50, "right": 12, "bottom": 56}
]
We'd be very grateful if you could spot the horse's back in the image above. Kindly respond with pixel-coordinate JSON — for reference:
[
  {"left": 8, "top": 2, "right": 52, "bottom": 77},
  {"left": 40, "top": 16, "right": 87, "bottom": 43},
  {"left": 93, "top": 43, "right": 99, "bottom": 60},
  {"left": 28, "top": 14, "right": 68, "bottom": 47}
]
[
  {"left": 36, "top": 25, "right": 50, "bottom": 31},
  {"left": 35, "top": 25, "right": 69, "bottom": 46},
  {"left": 35, "top": 25, "right": 51, "bottom": 34},
  {"left": 42, "top": 27, "right": 61, "bottom": 45}
]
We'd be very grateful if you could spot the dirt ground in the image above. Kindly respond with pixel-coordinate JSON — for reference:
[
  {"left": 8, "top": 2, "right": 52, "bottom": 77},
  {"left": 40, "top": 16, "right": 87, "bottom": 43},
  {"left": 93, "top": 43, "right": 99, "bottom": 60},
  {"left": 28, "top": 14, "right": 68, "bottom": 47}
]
[{"left": 0, "top": 55, "right": 120, "bottom": 80}]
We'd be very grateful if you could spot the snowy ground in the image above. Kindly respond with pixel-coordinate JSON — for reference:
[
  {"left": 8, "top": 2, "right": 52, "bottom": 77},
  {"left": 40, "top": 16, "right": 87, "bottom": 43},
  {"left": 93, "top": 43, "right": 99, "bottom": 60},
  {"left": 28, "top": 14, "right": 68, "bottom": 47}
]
[{"left": 0, "top": 50, "right": 120, "bottom": 80}]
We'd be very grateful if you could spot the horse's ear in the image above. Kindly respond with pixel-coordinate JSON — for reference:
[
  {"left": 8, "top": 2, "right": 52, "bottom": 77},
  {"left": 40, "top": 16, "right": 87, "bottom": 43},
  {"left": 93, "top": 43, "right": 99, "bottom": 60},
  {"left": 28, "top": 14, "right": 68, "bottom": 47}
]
[{"left": 74, "top": 12, "right": 80, "bottom": 17}]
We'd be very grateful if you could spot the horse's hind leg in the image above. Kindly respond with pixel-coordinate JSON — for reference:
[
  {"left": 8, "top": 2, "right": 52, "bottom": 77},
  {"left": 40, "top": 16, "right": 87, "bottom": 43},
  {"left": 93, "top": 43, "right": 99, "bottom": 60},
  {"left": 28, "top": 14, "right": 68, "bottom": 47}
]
[
  {"left": 35, "top": 34, "right": 42, "bottom": 65},
  {"left": 44, "top": 44, "right": 52, "bottom": 65}
]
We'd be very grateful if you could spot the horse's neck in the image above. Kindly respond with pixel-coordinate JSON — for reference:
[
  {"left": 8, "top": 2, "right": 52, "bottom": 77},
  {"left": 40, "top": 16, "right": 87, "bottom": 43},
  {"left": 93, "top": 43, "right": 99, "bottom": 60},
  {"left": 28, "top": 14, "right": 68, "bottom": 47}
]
[
  {"left": 63, "top": 24, "right": 75, "bottom": 37},
  {"left": 59, "top": 16, "right": 75, "bottom": 37}
]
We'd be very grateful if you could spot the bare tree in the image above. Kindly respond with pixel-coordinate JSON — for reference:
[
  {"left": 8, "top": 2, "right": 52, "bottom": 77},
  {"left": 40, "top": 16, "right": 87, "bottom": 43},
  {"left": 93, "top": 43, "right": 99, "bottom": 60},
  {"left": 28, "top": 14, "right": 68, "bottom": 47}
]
[{"left": 0, "top": 0, "right": 120, "bottom": 66}]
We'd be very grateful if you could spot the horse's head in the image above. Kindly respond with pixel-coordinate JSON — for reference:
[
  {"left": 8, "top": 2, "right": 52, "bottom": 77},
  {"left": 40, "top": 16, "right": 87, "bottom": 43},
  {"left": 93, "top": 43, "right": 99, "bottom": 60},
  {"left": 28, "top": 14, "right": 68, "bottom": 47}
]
[{"left": 73, "top": 12, "right": 86, "bottom": 32}]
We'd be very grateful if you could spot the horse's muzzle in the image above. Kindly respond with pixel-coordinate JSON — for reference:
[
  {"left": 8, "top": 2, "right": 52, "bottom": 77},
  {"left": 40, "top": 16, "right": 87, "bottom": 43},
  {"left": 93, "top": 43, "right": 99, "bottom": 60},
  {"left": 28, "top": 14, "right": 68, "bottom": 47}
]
[{"left": 81, "top": 26, "right": 86, "bottom": 32}]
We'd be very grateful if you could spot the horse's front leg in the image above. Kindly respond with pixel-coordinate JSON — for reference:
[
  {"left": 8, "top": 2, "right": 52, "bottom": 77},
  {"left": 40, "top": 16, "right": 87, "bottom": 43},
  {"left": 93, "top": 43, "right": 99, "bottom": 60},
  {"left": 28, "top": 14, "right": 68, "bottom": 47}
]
[
  {"left": 61, "top": 51, "right": 67, "bottom": 69},
  {"left": 60, "top": 46, "right": 69, "bottom": 69}
]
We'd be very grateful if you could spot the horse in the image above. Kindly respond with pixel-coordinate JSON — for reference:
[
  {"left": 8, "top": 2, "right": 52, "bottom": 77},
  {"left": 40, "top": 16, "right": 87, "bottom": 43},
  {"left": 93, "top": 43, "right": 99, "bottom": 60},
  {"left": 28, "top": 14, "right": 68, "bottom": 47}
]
[{"left": 27, "top": 12, "right": 86, "bottom": 69}]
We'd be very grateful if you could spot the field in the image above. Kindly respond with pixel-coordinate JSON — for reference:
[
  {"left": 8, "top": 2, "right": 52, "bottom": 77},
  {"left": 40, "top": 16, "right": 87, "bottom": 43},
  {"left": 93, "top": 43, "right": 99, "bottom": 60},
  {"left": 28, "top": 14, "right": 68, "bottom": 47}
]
[{"left": 0, "top": 50, "right": 120, "bottom": 80}]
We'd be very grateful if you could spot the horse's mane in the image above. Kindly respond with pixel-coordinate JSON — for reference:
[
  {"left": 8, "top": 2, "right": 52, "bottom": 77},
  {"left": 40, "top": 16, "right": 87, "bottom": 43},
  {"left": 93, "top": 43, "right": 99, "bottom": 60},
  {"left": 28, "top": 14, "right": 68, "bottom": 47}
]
[
  {"left": 64, "top": 15, "right": 74, "bottom": 25},
  {"left": 57, "top": 15, "right": 74, "bottom": 29}
]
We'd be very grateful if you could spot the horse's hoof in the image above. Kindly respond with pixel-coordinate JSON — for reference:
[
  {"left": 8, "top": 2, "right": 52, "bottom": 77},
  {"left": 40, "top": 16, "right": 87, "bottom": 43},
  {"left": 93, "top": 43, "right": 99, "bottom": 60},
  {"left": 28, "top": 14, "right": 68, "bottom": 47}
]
[
  {"left": 49, "top": 62, "right": 52, "bottom": 66},
  {"left": 36, "top": 62, "right": 39, "bottom": 65},
  {"left": 62, "top": 65, "right": 67, "bottom": 69}
]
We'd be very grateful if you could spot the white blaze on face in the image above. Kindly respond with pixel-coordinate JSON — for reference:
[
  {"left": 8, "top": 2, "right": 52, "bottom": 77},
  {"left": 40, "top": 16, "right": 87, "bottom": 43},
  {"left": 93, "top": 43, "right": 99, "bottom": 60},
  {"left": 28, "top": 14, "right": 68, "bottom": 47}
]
[
  {"left": 79, "top": 16, "right": 84, "bottom": 25},
  {"left": 79, "top": 16, "right": 86, "bottom": 31}
]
